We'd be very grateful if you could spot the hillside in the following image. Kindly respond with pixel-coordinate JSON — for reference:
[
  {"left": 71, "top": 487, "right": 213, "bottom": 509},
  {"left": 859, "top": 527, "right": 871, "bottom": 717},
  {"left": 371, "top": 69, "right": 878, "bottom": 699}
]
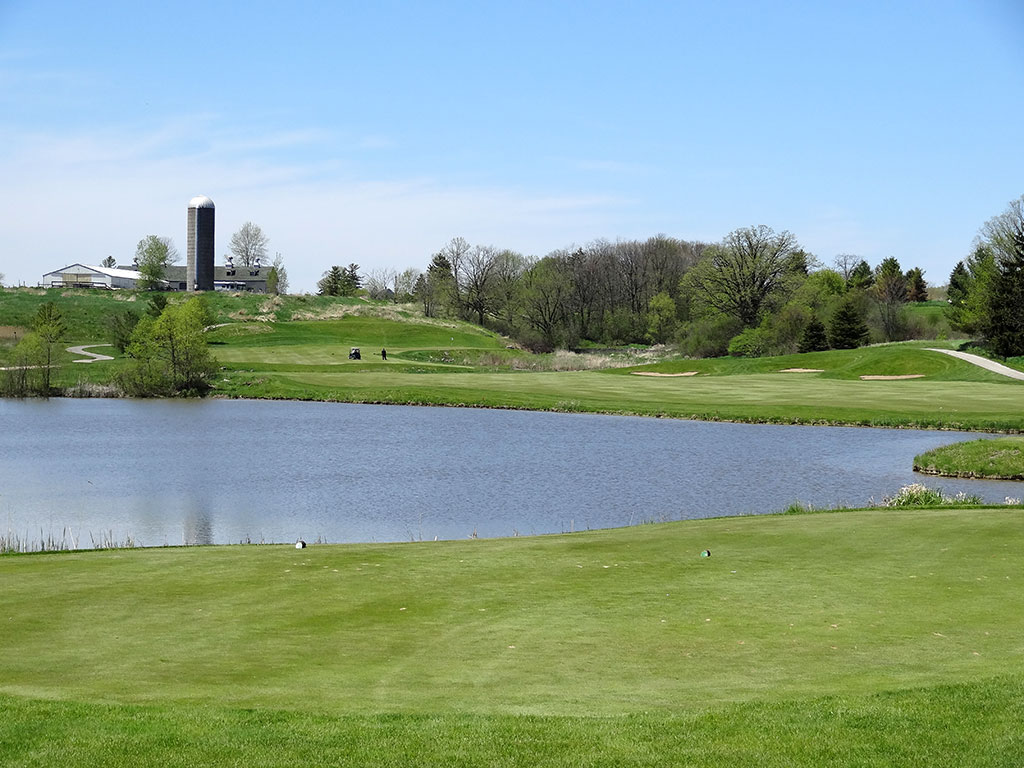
[{"left": 2, "top": 287, "right": 1023, "bottom": 431}]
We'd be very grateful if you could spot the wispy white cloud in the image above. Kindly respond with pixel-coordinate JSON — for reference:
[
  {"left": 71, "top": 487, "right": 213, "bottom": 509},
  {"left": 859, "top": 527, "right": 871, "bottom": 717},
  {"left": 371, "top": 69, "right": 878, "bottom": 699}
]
[{"left": 0, "top": 120, "right": 625, "bottom": 291}]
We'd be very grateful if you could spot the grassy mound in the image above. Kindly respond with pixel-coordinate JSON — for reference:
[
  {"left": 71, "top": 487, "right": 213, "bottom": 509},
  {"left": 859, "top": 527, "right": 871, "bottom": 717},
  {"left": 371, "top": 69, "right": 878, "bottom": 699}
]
[
  {"left": 915, "top": 437, "right": 1024, "bottom": 481},
  {"left": 2, "top": 508, "right": 1023, "bottom": 765}
]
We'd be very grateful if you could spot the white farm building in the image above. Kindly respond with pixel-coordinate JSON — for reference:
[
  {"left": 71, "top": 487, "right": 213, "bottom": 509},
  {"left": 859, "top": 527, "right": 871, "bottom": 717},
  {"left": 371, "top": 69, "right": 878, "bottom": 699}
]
[{"left": 40, "top": 264, "right": 158, "bottom": 290}]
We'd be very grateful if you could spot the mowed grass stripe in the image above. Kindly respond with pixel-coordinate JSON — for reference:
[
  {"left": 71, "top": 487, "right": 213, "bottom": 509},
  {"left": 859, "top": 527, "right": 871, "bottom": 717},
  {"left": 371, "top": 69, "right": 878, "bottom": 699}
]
[{"left": 2, "top": 676, "right": 1023, "bottom": 767}]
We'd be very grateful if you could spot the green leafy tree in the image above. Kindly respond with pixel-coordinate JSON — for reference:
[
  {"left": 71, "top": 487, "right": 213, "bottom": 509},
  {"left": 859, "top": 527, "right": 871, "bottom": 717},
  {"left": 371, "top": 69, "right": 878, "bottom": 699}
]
[
  {"left": 646, "top": 292, "right": 678, "bottom": 344},
  {"left": 828, "top": 298, "right": 869, "bottom": 349},
  {"left": 134, "top": 235, "right": 178, "bottom": 290},
  {"left": 107, "top": 308, "right": 140, "bottom": 353},
  {"left": 683, "top": 225, "right": 801, "bottom": 327},
  {"left": 146, "top": 293, "right": 168, "bottom": 318},
  {"left": 0, "top": 333, "right": 45, "bottom": 396},
  {"left": 33, "top": 302, "right": 66, "bottom": 394},
  {"left": 119, "top": 297, "right": 214, "bottom": 396},
  {"left": 520, "top": 257, "right": 570, "bottom": 350}
]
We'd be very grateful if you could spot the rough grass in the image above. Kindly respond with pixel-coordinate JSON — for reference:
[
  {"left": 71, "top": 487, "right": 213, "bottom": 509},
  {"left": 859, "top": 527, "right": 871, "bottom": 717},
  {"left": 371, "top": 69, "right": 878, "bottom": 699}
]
[
  {"left": 2, "top": 509, "right": 1024, "bottom": 765},
  {"left": 915, "top": 436, "right": 1024, "bottom": 481}
]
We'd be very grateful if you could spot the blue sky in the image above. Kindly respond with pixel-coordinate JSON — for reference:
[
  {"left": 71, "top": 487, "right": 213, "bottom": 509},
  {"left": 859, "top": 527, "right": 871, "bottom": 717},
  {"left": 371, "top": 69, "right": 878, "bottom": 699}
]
[{"left": 2, "top": 0, "right": 1022, "bottom": 292}]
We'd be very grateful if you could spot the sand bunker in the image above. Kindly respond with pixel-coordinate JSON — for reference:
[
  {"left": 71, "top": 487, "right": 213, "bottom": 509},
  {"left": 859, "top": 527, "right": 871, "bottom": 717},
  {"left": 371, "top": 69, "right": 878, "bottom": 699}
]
[
  {"left": 859, "top": 374, "right": 925, "bottom": 380},
  {"left": 779, "top": 368, "right": 824, "bottom": 373},
  {"left": 630, "top": 371, "right": 700, "bottom": 377}
]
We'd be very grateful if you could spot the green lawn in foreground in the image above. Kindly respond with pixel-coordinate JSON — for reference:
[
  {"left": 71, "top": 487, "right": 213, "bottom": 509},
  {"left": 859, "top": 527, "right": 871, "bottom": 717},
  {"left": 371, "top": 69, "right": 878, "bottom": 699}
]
[
  {"left": 2, "top": 509, "right": 1022, "bottom": 766},
  {"left": 915, "top": 436, "right": 1024, "bottom": 480}
]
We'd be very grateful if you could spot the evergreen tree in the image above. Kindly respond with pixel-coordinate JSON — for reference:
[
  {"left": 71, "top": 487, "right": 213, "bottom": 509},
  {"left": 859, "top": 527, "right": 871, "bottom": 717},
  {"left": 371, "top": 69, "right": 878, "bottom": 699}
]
[
  {"left": 847, "top": 260, "right": 874, "bottom": 290},
  {"left": 945, "top": 245, "right": 996, "bottom": 336},
  {"left": 798, "top": 316, "right": 830, "bottom": 353},
  {"left": 986, "top": 254, "right": 1024, "bottom": 357},
  {"left": 426, "top": 253, "right": 457, "bottom": 316},
  {"left": 978, "top": 195, "right": 1024, "bottom": 357},
  {"left": 905, "top": 267, "right": 928, "bottom": 302},
  {"left": 872, "top": 257, "right": 908, "bottom": 341},
  {"left": 947, "top": 261, "right": 971, "bottom": 307},
  {"left": 342, "top": 263, "right": 362, "bottom": 295},
  {"left": 828, "top": 298, "right": 869, "bottom": 349},
  {"left": 317, "top": 266, "right": 346, "bottom": 296}
]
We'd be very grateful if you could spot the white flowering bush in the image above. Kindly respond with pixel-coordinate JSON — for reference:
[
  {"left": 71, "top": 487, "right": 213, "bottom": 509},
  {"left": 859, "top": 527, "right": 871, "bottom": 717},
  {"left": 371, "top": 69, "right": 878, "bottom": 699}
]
[{"left": 883, "top": 484, "right": 982, "bottom": 507}]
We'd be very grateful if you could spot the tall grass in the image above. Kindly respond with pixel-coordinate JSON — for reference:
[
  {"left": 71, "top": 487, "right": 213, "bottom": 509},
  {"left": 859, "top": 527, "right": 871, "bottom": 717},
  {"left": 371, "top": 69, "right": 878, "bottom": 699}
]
[{"left": 0, "top": 528, "right": 137, "bottom": 554}]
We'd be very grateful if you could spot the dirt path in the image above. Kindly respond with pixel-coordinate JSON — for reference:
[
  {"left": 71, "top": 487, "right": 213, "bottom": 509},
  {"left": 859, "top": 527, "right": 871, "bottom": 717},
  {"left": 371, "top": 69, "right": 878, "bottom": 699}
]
[
  {"left": 67, "top": 344, "right": 115, "bottom": 363},
  {"left": 926, "top": 348, "right": 1024, "bottom": 381}
]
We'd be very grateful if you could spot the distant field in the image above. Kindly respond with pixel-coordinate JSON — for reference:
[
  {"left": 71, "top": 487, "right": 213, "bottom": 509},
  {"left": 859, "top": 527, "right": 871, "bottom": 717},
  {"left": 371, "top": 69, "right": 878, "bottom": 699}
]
[{"left": 2, "top": 508, "right": 1023, "bottom": 765}]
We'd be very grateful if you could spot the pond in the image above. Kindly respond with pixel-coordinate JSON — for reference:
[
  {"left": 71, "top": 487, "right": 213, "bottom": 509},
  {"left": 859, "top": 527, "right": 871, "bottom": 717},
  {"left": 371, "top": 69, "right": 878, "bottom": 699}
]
[{"left": 1, "top": 398, "right": 1019, "bottom": 548}]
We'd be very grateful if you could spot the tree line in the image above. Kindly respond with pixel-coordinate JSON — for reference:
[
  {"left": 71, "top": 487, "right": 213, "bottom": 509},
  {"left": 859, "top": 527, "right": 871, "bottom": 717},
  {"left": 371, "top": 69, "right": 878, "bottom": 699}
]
[
  {"left": 945, "top": 195, "right": 1024, "bottom": 358},
  {"left": 324, "top": 227, "right": 940, "bottom": 357}
]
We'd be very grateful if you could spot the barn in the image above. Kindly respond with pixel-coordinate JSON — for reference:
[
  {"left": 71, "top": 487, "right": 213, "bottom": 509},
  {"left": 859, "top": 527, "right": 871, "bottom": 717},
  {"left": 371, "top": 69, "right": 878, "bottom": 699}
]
[{"left": 40, "top": 264, "right": 153, "bottom": 290}]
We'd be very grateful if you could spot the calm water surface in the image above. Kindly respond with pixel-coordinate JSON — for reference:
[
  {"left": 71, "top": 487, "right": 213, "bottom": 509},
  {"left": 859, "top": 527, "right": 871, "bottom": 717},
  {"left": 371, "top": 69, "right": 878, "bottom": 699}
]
[{"left": 1, "top": 398, "right": 1019, "bottom": 547}]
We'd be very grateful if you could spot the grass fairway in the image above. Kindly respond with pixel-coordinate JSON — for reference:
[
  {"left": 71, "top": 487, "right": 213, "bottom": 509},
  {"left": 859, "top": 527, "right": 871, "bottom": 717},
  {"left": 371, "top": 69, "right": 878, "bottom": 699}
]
[
  {"left": 208, "top": 319, "right": 1024, "bottom": 430},
  {"left": 2, "top": 509, "right": 1023, "bottom": 765}
]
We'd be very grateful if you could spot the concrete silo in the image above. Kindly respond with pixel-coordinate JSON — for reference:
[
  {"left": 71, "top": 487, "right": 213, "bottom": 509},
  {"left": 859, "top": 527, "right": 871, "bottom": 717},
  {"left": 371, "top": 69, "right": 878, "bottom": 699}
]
[{"left": 186, "top": 195, "right": 215, "bottom": 291}]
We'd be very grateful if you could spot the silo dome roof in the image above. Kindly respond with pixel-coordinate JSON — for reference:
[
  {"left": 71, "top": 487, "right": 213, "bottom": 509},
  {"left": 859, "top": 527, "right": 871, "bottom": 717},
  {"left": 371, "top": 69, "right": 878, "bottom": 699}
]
[{"left": 188, "top": 195, "right": 215, "bottom": 209}]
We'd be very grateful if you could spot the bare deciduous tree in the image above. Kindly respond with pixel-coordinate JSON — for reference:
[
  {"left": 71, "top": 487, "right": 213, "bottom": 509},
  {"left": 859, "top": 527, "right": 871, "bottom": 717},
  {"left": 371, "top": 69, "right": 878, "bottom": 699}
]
[
  {"left": 364, "top": 267, "right": 397, "bottom": 300},
  {"left": 833, "top": 254, "right": 861, "bottom": 283},
  {"left": 229, "top": 222, "right": 269, "bottom": 267},
  {"left": 460, "top": 245, "right": 499, "bottom": 325},
  {"left": 394, "top": 268, "right": 422, "bottom": 302},
  {"left": 267, "top": 252, "right": 289, "bottom": 294}
]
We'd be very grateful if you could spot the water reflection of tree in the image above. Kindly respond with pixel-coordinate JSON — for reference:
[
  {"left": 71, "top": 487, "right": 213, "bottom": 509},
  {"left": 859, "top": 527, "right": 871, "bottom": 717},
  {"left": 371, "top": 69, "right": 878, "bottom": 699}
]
[{"left": 182, "top": 501, "right": 213, "bottom": 546}]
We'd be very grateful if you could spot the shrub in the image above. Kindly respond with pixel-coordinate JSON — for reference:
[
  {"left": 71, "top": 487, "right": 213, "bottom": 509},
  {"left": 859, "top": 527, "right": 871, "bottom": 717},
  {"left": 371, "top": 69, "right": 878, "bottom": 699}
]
[
  {"left": 728, "top": 326, "right": 772, "bottom": 357},
  {"left": 883, "top": 483, "right": 982, "bottom": 507}
]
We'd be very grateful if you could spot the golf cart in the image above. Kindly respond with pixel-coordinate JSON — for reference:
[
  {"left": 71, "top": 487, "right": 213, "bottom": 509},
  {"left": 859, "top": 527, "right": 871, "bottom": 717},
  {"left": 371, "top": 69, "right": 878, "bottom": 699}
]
[{"left": 348, "top": 347, "right": 361, "bottom": 360}]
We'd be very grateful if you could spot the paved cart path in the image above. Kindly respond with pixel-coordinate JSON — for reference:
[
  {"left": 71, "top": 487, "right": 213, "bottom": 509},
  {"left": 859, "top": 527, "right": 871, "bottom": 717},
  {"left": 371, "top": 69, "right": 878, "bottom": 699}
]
[
  {"left": 67, "top": 344, "right": 115, "bottom": 363},
  {"left": 926, "top": 348, "right": 1024, "bottom": 381}
]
